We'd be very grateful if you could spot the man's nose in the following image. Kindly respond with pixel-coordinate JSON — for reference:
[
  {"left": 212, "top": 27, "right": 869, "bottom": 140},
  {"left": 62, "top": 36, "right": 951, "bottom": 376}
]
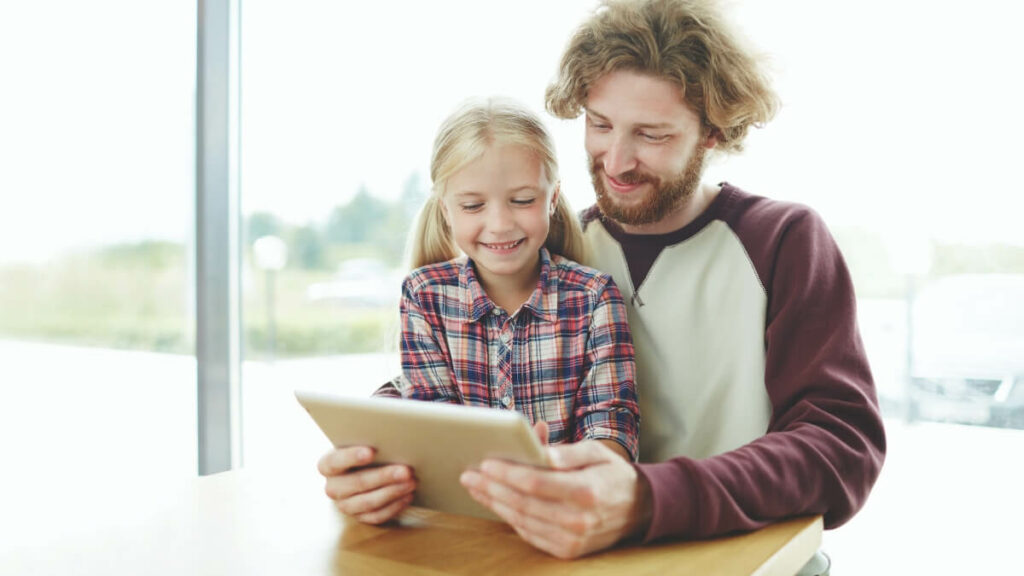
[{"left": 603, "top": 135, "right": 638, "bottom": 177}]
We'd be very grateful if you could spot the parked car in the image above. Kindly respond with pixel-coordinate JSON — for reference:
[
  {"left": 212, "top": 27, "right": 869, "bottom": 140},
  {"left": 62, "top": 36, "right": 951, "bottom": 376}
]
[{"left": 907, "top": 274, "right": 1024, "bottom": 429}]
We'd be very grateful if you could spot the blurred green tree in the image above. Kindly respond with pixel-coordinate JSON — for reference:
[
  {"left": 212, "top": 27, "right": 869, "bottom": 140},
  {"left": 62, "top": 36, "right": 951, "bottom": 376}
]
[
  {"left": 290, "top": 224, "right": 326, "bottom": 269},
  {"left": 246, "top": 212, "right": 284, "bottom": 244},
  {"left": 326, "top": 185, "right": 390, "bottom": 245}
]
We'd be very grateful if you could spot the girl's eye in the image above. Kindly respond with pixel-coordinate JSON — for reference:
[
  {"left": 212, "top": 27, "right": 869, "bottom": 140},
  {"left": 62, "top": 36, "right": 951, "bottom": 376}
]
[
  {"left": 460, "top": 203, "right": 483, "bottom": 212},
  {"left": 511, "top": 198, "right": 536, "bottom": 206}
]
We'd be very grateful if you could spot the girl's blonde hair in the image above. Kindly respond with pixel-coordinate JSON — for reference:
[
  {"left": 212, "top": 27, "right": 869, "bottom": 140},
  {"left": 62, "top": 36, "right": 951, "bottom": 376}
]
[
  {"left": 545, "top": 0, "right": 779, "bottom": 154},
  {"left": 409, "top": 97, "right": 586, "bottom": 269}
]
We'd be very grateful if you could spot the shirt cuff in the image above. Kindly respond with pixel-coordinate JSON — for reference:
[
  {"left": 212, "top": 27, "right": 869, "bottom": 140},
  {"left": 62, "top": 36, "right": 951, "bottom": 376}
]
[{"left": 579, "top": 409, "right": 640, "bottom": 461}]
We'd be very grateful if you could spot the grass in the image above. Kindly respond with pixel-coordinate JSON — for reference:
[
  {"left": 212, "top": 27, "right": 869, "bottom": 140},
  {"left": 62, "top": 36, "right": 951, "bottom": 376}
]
[{"left": 0, "top": 253, "right": 398, "bottom": 358}]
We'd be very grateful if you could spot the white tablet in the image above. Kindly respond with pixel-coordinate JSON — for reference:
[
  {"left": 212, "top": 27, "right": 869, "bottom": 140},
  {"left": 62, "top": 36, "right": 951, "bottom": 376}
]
[{"left": 295, "top": 390, "right": 551, "bottom": 521}]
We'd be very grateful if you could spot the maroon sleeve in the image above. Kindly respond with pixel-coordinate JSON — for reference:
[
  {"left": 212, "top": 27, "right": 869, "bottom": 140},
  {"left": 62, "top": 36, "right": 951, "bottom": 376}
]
[{"left": 637, "top": 194, "right": 886, "bottom": 540}]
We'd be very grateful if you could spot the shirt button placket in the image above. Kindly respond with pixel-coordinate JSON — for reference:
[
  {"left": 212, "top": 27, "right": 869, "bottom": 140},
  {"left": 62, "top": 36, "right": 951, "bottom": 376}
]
[
  {"left": 502, "top": 321, "right": 516, "bottom": 409},
  {"left": 491, "top": 308, "right": 511, "bottom": 410}
]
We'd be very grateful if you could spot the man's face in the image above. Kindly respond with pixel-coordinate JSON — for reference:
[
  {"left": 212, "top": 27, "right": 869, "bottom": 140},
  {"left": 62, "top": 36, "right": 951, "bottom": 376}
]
[{"left": 584, "top": 69, "right": 712, "bottom": 228}]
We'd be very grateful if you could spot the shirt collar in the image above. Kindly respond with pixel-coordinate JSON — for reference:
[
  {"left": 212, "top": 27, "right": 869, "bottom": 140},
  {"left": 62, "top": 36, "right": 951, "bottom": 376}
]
[{"left": 459, "top": 248, "right": 559, "bottom": 324}]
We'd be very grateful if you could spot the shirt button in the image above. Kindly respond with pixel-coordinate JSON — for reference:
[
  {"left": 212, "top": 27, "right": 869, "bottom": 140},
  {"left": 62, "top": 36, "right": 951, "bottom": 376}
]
[
  {"left": 500, "top": 332, "right": 511, "bottom": 345},
  {"left": 491, "top": 307, "right": 502, "bottom": 316},
  {"left": 501, "top": 395, "right": 512, "bottom": 408}
]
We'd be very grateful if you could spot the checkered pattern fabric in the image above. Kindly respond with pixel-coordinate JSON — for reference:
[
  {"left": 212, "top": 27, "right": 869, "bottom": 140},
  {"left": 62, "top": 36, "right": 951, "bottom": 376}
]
[{"left": 380, "top": 248, "right": 640, "bottom": 460}]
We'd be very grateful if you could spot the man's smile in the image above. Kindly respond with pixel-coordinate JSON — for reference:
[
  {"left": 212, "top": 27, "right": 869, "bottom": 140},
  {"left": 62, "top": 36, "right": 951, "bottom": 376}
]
[{"left": 605, "top": 173, "right": 646, "bottom": 195}]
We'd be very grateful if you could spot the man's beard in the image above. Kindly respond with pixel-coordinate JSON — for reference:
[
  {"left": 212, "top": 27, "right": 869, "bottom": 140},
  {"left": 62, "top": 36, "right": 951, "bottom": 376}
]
[{"left": 590, "top": 144, "right": 706, "bottom": 227}]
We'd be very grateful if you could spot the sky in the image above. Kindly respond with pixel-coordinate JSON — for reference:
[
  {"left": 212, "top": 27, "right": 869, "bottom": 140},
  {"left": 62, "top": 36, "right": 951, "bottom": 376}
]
[{"left": 1, "top": 0, "right": 1022, "bottom": 263}]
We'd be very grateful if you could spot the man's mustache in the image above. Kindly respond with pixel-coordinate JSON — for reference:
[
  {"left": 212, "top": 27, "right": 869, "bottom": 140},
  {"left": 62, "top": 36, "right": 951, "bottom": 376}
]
[{"left": 590, "top": 162, "right": 659, "bottom": 186}]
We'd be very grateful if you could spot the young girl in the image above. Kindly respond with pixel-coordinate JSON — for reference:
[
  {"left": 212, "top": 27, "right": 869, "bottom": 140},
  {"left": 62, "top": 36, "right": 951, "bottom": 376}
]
[{"left": 377, "top": 97, "right": 639, "bottom": 462}]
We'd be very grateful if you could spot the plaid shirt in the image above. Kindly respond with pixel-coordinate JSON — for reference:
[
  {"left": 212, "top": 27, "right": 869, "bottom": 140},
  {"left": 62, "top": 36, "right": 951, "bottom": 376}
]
[{"left": 375, "top": 248, "right": 639, "bottom": 460}]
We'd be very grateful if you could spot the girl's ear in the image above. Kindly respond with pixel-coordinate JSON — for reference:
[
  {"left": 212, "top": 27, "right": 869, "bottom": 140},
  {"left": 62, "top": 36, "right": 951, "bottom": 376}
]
[
  {"left": 438, "top": 195, "right": 451, "bottom": 225},
  {"left": 549, "top": 182, "right": 561, "bottom": 216}
]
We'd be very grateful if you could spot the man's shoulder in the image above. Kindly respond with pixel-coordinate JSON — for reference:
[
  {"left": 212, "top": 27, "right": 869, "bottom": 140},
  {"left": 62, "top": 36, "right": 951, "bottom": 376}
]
[
  {"left": 718, "top": 183, "right": 830, "bottom": 245},
  {"left": 719, "top": 184, "right": 845, "bottom": 291},
  {"left": 719, "top": 183, "right": 816, "bottom": 225},
  {"left": 579, "top": 204, "right": 605, "bottom": 232}
]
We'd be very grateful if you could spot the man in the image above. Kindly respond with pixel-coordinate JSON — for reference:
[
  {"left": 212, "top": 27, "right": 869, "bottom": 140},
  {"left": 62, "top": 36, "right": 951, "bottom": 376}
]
[{"left": 318, "top": 0, "right": 885, "bottom": 571}]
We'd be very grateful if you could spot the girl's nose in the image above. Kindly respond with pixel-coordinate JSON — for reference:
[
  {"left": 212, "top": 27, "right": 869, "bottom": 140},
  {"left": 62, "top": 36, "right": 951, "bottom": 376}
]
[{"left": 486, "top": 204, "right": 515, "bottom": 232}]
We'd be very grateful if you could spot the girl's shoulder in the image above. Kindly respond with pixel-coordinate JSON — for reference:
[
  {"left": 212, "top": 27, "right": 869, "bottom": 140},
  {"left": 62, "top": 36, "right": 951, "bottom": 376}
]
[
  {"left": 404, "top": 258, "right": 465, "bottom": 293},
  {"left": 548, "top": 253, "right": 616, "bottom": 295}
]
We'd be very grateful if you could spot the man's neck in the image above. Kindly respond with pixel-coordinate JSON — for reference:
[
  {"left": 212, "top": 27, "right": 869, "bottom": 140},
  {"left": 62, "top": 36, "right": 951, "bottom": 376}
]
[{"left": 618, "top": 182, "right": 721, "bottom": 235}]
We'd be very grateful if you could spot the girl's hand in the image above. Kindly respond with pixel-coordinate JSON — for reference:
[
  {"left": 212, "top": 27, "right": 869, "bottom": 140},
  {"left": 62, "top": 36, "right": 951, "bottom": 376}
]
[
  {"left": 532, "top": 420, "right": 550, "bottom": 446},
  {"left": 317, "top": 446, "right": 418, "bottom": 525}
]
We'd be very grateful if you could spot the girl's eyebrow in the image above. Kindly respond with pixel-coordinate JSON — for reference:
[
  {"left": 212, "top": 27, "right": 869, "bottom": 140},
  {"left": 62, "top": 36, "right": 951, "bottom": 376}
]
[
  {"left": 452, "top": 186, "right": 541, "bottom": 197},
  {"left": 507, "top": 185, "right": 542, "bottom": 193}
]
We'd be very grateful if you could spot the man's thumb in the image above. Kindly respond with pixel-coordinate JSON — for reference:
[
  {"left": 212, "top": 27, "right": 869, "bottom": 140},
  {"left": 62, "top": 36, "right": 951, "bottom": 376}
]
[{"left": 549, "top": 440, "right": 613, "bottom": 470}]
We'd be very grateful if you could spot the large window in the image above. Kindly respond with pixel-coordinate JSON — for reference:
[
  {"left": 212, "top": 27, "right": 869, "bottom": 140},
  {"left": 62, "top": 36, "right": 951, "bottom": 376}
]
[{"left": 0, "top": 0, "right": 197, "bottom": 544}]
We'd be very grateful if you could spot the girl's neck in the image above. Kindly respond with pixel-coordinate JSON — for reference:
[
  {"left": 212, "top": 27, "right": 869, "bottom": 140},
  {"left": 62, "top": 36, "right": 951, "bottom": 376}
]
[
  {"left": 475, "top": 264, "right": 540, "bottom": 314},
  {"left": 485, "top": 285, "right": 533, "bottom": 314}
]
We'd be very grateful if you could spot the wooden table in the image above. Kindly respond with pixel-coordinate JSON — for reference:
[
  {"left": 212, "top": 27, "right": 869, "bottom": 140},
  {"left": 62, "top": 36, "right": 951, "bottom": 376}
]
[{"left": 1, "top": 468, "right": 821, "bottom": 575}]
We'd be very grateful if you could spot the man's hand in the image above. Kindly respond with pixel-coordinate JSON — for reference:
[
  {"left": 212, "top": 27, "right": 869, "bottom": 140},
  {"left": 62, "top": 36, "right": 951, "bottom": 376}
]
[
  {"left": 460, "top": 440, "right": 652, "bottom": 559},
  {"left": 317, "top": 446, "right": 417, "bottom": 524}
]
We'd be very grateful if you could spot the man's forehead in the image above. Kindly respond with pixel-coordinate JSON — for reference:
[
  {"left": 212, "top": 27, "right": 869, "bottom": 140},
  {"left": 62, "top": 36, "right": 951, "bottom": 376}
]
[{"left": 584, "top": 70, "right": 698, "bottom": 126}]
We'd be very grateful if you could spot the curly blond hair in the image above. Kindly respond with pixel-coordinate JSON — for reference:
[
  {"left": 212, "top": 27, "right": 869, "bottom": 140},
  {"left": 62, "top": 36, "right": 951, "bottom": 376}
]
[{"left": 546, "top": 0, "right": 779, "bottom": 153}]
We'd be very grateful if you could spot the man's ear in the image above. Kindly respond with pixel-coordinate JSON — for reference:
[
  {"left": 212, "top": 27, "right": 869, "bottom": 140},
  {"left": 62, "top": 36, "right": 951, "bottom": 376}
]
[{"left": 703, "top": 126, "right": 722, "bottom": 149}]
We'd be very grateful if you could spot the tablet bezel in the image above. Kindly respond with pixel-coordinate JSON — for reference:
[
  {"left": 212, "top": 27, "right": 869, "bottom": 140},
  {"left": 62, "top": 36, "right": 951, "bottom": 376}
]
[{"left": 295, "top": 390, "right": 551, "bottom": 521}]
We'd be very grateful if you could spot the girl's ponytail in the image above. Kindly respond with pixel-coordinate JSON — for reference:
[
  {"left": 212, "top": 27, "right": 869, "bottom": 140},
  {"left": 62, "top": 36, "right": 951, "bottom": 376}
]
[
  {"left": 407, "top": 194, "right": 458, "bottom": 270},
  {"left": 545, "top": 191, "right": 586, "bottom": 264}
]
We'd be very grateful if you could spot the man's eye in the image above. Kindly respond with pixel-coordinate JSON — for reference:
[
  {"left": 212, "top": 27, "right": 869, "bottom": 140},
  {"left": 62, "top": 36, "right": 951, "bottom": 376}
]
[
  {"left": 640, "top": 132, "right": 669, "bottom": 143},
  {"left": 586, "top": 117, "right": 611, "bottom": 130}
]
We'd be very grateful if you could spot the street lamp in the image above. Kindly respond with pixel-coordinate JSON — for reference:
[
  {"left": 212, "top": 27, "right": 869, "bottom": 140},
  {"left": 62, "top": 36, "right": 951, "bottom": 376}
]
[{"left": 252, "top": 235, "right": 287, "bottom": 362}]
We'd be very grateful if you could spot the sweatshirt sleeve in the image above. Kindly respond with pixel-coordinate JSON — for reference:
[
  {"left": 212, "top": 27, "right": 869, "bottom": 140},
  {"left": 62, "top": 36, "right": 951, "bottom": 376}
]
[{"left": 637, "top": 202, "right": 886, "bottom": 540}]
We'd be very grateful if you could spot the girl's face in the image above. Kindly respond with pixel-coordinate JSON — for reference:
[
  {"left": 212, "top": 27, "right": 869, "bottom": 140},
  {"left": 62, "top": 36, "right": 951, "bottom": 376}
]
[{"left": 441, "top": 142, "right": 558, "bottom": 296}]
